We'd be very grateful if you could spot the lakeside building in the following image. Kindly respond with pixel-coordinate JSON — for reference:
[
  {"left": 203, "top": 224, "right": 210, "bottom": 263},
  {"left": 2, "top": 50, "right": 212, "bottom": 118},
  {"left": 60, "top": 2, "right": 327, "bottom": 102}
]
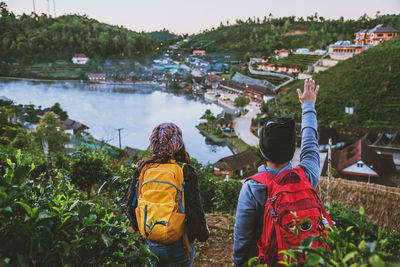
[
  {"left": 321, "top": 140, "right": 397, "bottom": 186},
  {"left": 71, "top": 53, "right": 89, "bottom": 64},
  {"left": 205, "top": 74, "right": 222, "bottom": 89},
  {"left": 61, "top": 119, "right": 89, "bottom": 134},
  {"left": 355, "top": 24, "right": 399, "bottom": 46},
  {"left": 213, "top": 150, "right": 260, "bottom": 178},
  {"left": 192, "top": 50, "right": 206, "bottom": 56}
]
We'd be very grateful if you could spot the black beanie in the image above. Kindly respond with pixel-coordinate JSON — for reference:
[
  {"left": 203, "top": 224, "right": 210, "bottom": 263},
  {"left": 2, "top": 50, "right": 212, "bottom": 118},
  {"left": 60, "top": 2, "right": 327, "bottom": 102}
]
[{"left": 259, "top": 116, "right": 296, "bottom": 164}]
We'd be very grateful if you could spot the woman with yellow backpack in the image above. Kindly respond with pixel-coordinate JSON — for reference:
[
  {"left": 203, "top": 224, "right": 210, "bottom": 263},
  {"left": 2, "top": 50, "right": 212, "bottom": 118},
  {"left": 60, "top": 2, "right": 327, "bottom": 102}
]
[{"left": 127, "top": 123, "right": 209, "bottom": 267}]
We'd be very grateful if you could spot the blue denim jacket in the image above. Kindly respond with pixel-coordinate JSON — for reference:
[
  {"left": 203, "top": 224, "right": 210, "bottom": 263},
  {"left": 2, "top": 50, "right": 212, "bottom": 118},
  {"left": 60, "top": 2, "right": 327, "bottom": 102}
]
[{"left": 232, "top": 101, "right": 320, "bottom": 267}]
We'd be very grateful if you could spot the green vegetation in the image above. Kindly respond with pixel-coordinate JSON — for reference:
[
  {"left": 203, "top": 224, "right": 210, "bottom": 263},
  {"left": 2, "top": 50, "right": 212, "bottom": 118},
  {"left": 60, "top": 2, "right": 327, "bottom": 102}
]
[
  {"left": 272, "top": 37, "right": 400, "bottom": 131},
  {"left": 147, "top": 29, "right": 178, "bottom": 42},
  {"left": 184, "top": 13, "right": 400, "bottom": 59},
  {"left": 0, "top": 2, "right": 156, "bottom": 64},
  {"left": 276, "top": 202, "right": 400, "bottom": 266},
  {"left": 268, "top": 54, "right": 321, "bottom": 70},
  {"left": 6, "top": 61, "right": 90, "bottom": 80},
  {"left": 0, "top": 98, "right": 399, "bottom": 265},
  {"left": 234, "top": 95, "right": 250, "bottom": 109}
]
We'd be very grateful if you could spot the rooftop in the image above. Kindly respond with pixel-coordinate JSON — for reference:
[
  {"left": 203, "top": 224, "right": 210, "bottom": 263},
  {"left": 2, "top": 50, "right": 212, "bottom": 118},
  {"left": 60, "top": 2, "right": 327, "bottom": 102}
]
[{"left": 214, "top": 150, "right": 260, "bottom": 172}]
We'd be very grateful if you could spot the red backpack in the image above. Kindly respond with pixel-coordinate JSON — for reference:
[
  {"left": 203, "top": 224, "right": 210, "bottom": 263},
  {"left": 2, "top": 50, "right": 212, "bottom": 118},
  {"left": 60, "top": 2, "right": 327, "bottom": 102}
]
[{"left": 246, "top": 166, "right": 333, "bottom": 266}]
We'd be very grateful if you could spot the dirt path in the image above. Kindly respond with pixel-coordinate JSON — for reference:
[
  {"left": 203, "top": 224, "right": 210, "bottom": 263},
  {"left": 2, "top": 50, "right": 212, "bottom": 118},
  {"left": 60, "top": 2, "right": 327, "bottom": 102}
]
[{"left": 193, "top": 213, "right": 235, "bottom": 266}]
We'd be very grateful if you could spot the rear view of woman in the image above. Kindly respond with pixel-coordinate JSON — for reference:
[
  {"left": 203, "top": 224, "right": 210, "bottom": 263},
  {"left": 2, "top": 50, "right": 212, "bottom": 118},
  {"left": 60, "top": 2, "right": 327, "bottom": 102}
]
[{"left": 127, "top": 123, "right": 209, "bottom": 267}]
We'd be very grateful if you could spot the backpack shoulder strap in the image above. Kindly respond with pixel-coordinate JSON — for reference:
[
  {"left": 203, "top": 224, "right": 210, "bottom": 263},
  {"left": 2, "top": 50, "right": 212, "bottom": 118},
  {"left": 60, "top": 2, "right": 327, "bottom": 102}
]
[{"left": 245, "top": 171, "right": 276, "bottom": 186}]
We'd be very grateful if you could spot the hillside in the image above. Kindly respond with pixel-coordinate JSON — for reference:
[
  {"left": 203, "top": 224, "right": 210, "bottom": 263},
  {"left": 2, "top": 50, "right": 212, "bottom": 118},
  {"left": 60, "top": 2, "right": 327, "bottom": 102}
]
[
  {"left": 0, "top": 3, "right": 156, "bottom": 62},
  {"left": 183, "top": 14, "right": 400, "bottom": 58},
  {"left": 273, "top": 37, "right": 400, "bottom": 131}
]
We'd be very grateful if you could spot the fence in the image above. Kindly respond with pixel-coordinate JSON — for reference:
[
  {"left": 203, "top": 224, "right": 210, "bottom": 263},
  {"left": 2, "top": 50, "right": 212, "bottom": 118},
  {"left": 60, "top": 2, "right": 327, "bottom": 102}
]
[{"left": 317, "top": 176, "right": 400, "bottom": 231}]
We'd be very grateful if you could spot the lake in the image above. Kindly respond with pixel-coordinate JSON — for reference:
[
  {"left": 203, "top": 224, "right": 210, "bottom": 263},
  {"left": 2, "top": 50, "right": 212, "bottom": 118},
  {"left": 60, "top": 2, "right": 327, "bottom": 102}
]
[{"left": 0, "top": 79, "right": 233, "bottom": 164}]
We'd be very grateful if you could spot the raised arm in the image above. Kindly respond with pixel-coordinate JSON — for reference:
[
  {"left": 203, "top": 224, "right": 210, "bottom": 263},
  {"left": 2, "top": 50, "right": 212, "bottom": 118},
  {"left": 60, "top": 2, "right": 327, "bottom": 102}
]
[{"left": 296, "top": 79, "right": 320, "bottom": 188}]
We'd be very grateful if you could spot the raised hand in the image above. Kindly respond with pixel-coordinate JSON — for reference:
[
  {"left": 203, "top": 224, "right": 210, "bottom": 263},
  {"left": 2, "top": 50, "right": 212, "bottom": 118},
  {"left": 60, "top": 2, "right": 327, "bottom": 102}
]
[{"left": 297, "top": 79, "right": 320, "bottom": 104}]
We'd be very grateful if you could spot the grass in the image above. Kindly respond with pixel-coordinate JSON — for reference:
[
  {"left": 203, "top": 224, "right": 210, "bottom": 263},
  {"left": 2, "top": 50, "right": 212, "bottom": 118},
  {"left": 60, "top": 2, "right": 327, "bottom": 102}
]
[
  {"left": 228, "top": 136, "right": 250, "bottom": 152},
  {"left": 8, "top": 60, "right": 91, "bottom": 80}
]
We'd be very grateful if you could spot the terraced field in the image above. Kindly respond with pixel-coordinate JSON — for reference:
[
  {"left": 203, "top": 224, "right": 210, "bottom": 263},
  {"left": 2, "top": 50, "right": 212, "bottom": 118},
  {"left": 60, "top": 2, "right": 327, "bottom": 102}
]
[{"left": 269, "top": 54, "right": 321, "bottom": 69}]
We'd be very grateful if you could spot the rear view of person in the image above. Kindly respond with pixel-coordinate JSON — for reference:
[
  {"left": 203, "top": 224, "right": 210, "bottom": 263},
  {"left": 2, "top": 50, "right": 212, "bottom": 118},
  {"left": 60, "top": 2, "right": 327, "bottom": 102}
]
[
  {"left": 127, "top": 123, "right": 209, "bottom": 267},
  {"left": 233, "top": 79, "right": 332, "bottom": 266}
]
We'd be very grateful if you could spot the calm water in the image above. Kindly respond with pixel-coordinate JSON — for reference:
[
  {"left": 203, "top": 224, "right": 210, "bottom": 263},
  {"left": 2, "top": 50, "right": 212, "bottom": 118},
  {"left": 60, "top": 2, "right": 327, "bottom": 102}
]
[{"left": 0, "top": 79, "right": 233, "bottom": 164}]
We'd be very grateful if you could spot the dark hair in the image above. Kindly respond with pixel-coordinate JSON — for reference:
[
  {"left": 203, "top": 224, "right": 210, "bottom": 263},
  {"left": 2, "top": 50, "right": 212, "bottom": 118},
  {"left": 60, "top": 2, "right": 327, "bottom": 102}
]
[{"left": 139, "top": 144, "right": 191, "bottom": 170}]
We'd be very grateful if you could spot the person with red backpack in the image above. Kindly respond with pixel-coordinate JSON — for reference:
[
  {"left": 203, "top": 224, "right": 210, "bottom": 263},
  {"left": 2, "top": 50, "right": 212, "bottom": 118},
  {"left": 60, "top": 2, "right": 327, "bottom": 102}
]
[
  {"left": 126, "top": 123, "right": 209, "bottom": 267},
  {"left": 233, "top": 79, "right": 332, "bottom": 266}
]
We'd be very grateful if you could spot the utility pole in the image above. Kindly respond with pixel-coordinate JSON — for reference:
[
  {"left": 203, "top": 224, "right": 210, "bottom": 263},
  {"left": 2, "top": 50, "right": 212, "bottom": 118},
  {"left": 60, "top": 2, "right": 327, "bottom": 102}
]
[
  {"left": 53, "top": 0, "right": 56, "bottom": 17},
  {"left": 116, "top": 128, "right": 123, "bottom": 149},
  {"left": 46, "top": 0, "right": 50, "bottom": 16},
  {"left": 327, "top": 138, "right": 332, "bottom": 206},
  {"left": 32, "top": 0, "right": 36, "bottom": 13}
]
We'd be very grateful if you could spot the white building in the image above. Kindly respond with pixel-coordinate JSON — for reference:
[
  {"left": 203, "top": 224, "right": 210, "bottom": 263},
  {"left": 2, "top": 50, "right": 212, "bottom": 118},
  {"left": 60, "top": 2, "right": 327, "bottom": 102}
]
[{"left": 72, "top": 54, "right": 89, "bottom": 64}]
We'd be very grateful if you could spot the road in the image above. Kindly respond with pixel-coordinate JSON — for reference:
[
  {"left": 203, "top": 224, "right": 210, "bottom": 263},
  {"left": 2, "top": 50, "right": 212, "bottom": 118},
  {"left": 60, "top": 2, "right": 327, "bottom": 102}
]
[{"left": 233, "top": 102, "right": 260, "bottom": 147}]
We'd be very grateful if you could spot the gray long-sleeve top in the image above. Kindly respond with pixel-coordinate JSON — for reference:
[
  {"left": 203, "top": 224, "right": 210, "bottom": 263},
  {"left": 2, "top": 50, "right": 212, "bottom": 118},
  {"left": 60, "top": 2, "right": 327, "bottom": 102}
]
[{"left": 232, "top": 101, "right": 320, "bottom": 267}]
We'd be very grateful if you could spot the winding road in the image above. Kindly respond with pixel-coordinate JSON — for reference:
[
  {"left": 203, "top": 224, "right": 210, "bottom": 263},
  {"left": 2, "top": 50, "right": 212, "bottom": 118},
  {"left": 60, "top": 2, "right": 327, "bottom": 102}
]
[{"left": 232, "top": 102, "right": 260, "bottom": 147}]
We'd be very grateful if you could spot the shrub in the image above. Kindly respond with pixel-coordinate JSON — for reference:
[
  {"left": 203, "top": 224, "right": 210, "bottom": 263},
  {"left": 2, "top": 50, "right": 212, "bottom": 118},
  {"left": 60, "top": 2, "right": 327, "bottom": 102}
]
[
  {"left": 213, "top": 179, "right": 243, "bottom": 212},
  {"left": 69, "top": 146, "right": 113, "bottom": 199},
  {"left": 0, "top": 150, "right": 153, "bottom": 266}
]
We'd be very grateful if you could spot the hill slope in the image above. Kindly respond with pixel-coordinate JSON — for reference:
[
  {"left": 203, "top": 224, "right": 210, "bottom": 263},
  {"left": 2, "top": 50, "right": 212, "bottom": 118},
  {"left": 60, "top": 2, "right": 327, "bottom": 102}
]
[
  {"left": 274, "top": 37, "right": 400, "bottom": 131},
  {"left": 184, "top": 14, "right": 400, "bottom": 57},
  {"left": 0, "top": 3, "right": 156, "bottom": 62}
]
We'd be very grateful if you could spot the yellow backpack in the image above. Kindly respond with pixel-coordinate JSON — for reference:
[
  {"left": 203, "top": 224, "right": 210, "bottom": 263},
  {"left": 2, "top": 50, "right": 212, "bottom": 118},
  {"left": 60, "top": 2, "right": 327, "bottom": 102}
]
[{"left": 134, "top": 161, "right": 186, "bottom": 244}]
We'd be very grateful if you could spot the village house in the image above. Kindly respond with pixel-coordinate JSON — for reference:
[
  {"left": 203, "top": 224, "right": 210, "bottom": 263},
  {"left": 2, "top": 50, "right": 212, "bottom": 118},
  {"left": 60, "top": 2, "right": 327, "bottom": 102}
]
[
  {"left": 220, "top": 78, "right": 275, "bottom": 103},
  {"left": 321, "top": 140, "right": 397, "bottom": 186},
  {"left": 355, "top": 24, "right": 399, "bottom": 46},
  {"left": 259, "top": 56, "right": 269, "bottom": 63},
  {"left": 328, "top": 41, "right": 365, "bottom": 55},
  {"left": 192, "top": 50, "right": 206, "bottom": 56},
  {"left": 71, "top": 53, "right": 89, "bottom": 64},
  {"left": 274, "top": 49, "right": 291, "bottom": 58},
  {"left": 260, "top": 63, "right": 277, "bottom": 72},
  {"left": 205, "top": 74, "right": 222, "bottom": 89},
  {"left": 213, "top": 150, "right": 261, "bottom": 177},
  {"left": 216, "top": 111, "right": 234, "bottom": 130},
  {"left": 61, "top": 118, "right": 89, "bottom": 134},
  {"left": 88, "top": 73, "right": 107, "bottom": 83},
  {"left": 276, "top": 65, "right": 288, "bottom": 72}
]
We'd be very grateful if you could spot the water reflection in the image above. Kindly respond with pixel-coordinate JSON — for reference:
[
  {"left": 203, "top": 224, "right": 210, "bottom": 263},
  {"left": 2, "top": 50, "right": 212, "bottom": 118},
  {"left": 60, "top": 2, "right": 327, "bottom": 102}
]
[{"left": 0, "top": 79, "right": 233, "bottom": 164}]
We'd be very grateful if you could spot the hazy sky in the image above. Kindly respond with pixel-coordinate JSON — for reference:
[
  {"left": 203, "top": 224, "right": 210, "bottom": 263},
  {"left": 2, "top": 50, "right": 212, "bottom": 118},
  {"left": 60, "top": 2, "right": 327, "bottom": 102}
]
[{"left": 4, "top": 0, "right": 400, "bottom": 34}]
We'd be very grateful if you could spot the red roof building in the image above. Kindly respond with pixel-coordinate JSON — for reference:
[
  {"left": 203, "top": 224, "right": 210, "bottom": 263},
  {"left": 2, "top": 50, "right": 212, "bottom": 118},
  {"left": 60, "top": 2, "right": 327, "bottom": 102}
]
[
  {"left": 72, "top": 53, "right": 89, "bottom": 64},
  {"left": 355, "top": 24, "right": 399, "bottom": 46},
  {"left": 192, "top": 50, "right": 206, "bottom": 56},
  {"left": 321, "top": 140, "right": 397, "bottom": 186}
]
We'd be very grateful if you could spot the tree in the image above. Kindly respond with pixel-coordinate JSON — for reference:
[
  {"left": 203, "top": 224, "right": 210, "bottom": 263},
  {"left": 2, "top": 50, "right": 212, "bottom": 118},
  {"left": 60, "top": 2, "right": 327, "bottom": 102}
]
[
  {"left": 30, "top": 111, "right": 69, "bottom": 154},
  {"left": 50, "top": 102, "right": 68, "bottom": 121},
  {"left": 234, "top": 95, "right": 250, "bottom": 110},
  {"left": 69, "top": 146, "right": 112, "bottom": 199}
]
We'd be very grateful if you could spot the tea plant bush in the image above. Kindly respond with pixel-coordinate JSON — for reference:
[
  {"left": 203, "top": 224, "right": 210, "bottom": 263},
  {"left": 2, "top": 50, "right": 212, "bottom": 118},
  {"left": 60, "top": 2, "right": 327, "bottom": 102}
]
[
  {"left": 0, "top": 151, "right": 154, "bottom": 266},
  {"left": 268, "top": 202, "right": 400, "bottom": 267}
]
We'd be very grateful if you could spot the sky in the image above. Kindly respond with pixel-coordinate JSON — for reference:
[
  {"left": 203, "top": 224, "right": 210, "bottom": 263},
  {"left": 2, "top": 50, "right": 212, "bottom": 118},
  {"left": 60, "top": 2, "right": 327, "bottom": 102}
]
[{"left": 4, "top": 0, "right": 400, "bottom": 34}]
